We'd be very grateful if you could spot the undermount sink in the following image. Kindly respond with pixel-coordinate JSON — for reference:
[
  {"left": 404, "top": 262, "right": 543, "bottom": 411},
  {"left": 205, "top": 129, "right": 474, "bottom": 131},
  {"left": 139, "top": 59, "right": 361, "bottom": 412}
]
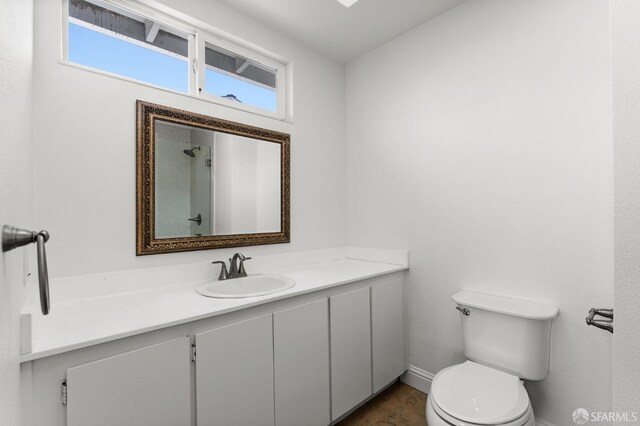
[{"left": 196, "top": 274, "right": 296, "bottom": 298}]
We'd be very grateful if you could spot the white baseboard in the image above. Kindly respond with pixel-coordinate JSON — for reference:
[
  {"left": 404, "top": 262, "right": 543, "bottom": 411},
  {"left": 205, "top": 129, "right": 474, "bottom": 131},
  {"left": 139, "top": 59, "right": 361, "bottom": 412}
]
[
  {"left": 400, "top": 364, "right": 557, "bottom": 426},
  {"left": 400, "top": 365, "right": 434, "bottom": 394}
]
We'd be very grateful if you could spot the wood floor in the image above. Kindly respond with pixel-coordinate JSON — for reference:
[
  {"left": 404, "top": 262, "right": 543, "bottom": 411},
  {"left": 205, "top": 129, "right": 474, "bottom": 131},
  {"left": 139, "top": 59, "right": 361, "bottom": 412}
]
[{"left": 337, "top": 382, "right": 428, "bottom": 426}]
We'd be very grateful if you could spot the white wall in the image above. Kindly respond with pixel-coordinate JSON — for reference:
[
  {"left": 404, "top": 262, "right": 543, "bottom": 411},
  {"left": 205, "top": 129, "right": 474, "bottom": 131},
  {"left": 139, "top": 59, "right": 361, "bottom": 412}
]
[
  {"left": 213, "top": 133, "right": 281, "bottom": 235},
  {"left": 0, "top": 0, "right": 34, "bottom": 424},
  {"left": 611, "top": 0, "right": 640, "bottom": 417},
  {"left": 32, "top": 0, "right": 347, "bottom": 277},
  {"left": 228, "top": 135, "right": 258, "bottom": 234},
  {"left": 213, "top": 132, "right": 234, "bottom": 235},
  {"left": 346, "top": 1, "right": 613, "bottom": 425},
  {"left": 256, "top": 142, "right": 281, "bottom": 232}
]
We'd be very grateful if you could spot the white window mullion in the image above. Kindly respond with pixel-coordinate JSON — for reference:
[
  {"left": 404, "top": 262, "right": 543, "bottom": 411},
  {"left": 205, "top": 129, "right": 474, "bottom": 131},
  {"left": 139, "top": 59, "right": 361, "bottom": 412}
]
[
  {"left": 188, "top": 32, "right": 198, "bottom": 96},
  {"left": 276, "top": 65, "right": 287, "bottom": 120},
  {"left": 196, "top": 32, "right": 206, "bottom": 97},
  {"left": 61, "top": 0, "right": 70, "bottom": 60}
]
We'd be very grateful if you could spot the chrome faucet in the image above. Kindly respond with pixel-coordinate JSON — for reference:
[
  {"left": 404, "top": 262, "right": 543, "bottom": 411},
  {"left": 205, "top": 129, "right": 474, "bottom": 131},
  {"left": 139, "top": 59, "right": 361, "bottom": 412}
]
[
  {"left": 212, "top": 253, "right": 252, "bottom": 280},
  {"left": 229, "top": 253, "right": 251, "bottom": 278}
]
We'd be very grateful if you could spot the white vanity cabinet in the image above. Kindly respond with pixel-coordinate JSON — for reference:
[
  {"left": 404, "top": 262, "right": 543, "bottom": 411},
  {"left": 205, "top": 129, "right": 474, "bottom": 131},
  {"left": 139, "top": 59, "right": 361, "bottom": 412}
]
[
  {"left": 371, "top": 278, "right": 406, "bottom": 393},
  {"left": 274, "top": 299, "right": 331, "bottom": 426},
  {"left": 194, "top": 300, "right": 332, "bottom": 426},
  {"left": 24, "top": 271, "right": 406, "bottom": 426},
  {"left": 330, "top": 287, "right": 372, "bottom": 420},
  {"left": 65, "top": 337, "right": 191, "bottom": 426},
  {"left": 195, "top": 314, "right": 275, "bottom": 426}
]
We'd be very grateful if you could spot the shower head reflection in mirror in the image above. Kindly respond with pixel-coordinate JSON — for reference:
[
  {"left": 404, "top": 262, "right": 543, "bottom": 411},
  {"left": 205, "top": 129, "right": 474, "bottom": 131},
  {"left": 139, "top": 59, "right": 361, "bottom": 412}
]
[{"left": 183, "top": 146, "right": 201, "bottom": 158}]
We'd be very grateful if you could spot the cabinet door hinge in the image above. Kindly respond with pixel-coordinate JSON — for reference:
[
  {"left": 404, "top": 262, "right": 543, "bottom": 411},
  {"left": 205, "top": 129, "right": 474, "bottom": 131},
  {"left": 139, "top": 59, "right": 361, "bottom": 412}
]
[
  {"left": 192, "top": 59, "right": 198, "bottom": 74},
  {"left": 61, "top": 380, "right": 68, "bottom": 406},
  {"left": 191, "top": 344, "right": 196, "bottom": 362}
]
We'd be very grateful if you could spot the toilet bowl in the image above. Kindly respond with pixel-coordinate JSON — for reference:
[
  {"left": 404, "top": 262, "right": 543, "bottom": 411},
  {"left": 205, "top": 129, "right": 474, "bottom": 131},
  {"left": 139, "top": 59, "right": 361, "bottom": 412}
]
[
  {"left": 426, "top": 361, "right": 535, "bottom": 426},
  {"left": 426, "top": 291, "right": 558, "bottom": 426}
]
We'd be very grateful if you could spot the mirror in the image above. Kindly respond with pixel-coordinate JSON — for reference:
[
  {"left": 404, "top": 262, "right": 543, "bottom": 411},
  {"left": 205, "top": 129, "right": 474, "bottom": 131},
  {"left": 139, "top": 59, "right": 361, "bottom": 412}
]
[
  {"left": 154, "top": 121, "right": 282, "bottom": 238},
  {"left": 137, "top": 101, "right": 290, "bottom": 255}
]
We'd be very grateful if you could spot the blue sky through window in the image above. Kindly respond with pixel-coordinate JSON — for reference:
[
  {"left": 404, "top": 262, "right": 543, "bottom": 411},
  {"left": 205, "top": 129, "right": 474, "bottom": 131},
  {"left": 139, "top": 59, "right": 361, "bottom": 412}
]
[
  {"left": 205, "top": 69, "right": 277, "bottom": 112},
  {"left": 69, "top": 23, "right": 188, "bottom": 92},
  {"left": 69, "top": 23, "right": 277, "bottom": 112}
]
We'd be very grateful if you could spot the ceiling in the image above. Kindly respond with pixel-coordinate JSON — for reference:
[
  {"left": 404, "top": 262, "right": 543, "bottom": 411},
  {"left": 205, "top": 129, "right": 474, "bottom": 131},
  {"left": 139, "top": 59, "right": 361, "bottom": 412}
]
[{"left": 215, "top": 0, "right": 466, "bottom": 62}]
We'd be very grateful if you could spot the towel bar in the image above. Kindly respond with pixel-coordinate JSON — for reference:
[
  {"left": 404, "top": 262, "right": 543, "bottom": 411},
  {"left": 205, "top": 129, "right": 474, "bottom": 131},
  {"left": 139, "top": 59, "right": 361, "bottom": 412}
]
[
  {"left": 2, "top": 225, "right": 51, "bottom": 315},
  {"left": 586, "top": 308, "right": 613, "bottom": 333}
]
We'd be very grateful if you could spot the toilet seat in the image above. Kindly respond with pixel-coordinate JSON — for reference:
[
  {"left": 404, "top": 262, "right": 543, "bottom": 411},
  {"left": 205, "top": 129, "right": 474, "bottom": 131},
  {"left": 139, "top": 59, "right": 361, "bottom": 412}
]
[
  {"left": 430, "top": 361, "right": 531, "bottom": 425},
  {"left": 428, "top": 394, "right": 534, "bottom": 426}
]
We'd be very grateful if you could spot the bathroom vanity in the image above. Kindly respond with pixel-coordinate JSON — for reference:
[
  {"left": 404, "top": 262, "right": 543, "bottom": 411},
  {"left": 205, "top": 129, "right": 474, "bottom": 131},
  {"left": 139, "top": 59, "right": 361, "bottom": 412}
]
[{"left": 20, "top": 248, "right": 408, "bottom": 426}]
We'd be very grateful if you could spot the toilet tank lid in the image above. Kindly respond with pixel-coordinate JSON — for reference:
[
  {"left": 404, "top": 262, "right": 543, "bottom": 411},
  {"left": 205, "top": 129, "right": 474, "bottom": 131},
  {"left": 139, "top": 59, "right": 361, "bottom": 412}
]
[{"left": 452, "top": 291, "right": 559, "bottom": 320}]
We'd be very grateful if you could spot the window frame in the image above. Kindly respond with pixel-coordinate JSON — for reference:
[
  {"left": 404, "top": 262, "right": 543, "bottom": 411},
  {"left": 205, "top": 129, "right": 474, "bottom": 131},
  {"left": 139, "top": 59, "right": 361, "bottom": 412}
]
[
  {"left": 61, "top": 0, "right": 289, "bottom": 121},
  {"left": 196, "top": 33, "right": 286, "bottom": 119}
]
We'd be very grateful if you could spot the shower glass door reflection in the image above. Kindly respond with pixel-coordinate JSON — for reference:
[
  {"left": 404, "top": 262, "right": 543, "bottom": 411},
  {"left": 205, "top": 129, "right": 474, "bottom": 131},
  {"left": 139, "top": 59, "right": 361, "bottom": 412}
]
[{"left": 155, "top": 122, "right": 213, "bottom": 238}]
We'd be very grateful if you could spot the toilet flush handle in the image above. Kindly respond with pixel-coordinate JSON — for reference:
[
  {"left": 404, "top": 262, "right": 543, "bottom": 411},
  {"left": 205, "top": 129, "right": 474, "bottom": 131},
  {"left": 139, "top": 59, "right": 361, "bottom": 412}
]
[{"left": 456, "top": 306, "right": 470, "bottom": 316}]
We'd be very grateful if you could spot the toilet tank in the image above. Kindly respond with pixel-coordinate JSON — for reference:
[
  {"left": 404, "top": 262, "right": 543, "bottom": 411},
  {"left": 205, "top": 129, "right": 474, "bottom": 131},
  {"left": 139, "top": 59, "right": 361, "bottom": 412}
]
[{"left": 452, "top": 291, "right": 558, "bottom": 381}]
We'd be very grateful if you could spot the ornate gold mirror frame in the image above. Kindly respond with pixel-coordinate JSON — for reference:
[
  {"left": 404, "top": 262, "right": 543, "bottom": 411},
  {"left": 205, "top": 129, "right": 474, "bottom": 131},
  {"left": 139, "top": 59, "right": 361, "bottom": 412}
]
[{"left": 136, "top": 100, "right": 290, "bottom": 255}]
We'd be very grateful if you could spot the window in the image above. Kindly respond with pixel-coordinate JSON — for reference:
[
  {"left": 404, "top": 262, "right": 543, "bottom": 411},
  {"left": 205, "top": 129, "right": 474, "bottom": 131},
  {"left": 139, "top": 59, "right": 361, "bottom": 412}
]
[
  {"left": 68, "top": 0, "right": 190, "bottom": 93},
  {"left": 65, "top": 0, "right": 288, "bottom": 119},
  {"left": 203, "top": 44, "right": 279, "bottom": 113}
]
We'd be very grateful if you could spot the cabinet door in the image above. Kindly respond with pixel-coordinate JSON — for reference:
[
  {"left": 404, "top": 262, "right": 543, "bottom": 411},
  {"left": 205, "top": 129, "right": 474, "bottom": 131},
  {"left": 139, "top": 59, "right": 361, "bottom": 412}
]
[
  {"left": 66, "top": 337, "right": 191, "bottom": 426},
  {"left": 330, "top": 287, "right": 372, "bottom": 421},
  {"left": 371, "top": 278, "right": 406, "bottom": 392},
  {"left": 195, "top": 314, "right": 274, "bottom": 426},
  {"left": 274, "top": 299, "right": 330, "bottom": 426}
]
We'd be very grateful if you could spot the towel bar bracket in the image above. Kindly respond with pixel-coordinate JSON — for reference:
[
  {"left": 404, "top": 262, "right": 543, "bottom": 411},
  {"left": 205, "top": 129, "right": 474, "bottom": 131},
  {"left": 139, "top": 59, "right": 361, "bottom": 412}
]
[
  {"left": 586, "top": 308, "right": 613, "bottom": 333},
  {"left": 2, "top": 225, "right": 51, "bottom": 315}
]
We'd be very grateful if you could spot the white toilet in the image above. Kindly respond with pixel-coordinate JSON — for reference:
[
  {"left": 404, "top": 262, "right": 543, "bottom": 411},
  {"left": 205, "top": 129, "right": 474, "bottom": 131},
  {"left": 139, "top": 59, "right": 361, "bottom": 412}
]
[{"left": 426, "top": 291, "right": 559, "bottom": 426}]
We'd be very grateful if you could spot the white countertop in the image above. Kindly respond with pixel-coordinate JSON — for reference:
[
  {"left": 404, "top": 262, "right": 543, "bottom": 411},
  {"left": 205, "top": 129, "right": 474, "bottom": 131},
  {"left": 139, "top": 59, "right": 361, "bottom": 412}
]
[{"left": 21, "top": 248, "right": 408, "bottom": 362}]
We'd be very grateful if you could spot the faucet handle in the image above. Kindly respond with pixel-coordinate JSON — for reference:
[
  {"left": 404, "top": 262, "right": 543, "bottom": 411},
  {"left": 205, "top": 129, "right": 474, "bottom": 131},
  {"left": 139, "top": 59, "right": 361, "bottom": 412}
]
[
  {"left": 238, "top": 257, "right": 252, "bottom": 275},
  {"left": 212, "top": 261, "right": 229, "bottom": 280}
]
